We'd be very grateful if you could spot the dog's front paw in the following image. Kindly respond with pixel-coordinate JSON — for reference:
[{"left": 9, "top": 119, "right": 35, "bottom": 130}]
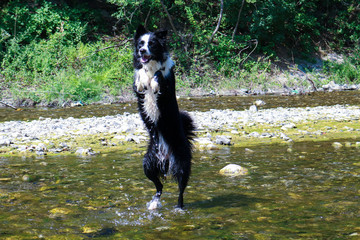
[
  {"left": 150, "top": 77, "right": 160, "bottom": 93},
  {"left": 135, "top": 80, "right": 147, "bottom": 93},
  {"left": 151, "top": 70, "right": 164, "bottom": 93}
]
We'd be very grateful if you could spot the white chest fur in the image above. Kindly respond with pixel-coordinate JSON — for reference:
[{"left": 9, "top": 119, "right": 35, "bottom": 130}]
[
  {"left": 136, "top": 58, "right": 174, "bottom": 122},
  {"left": 143, "top": 90, "right": 160, "bottom": 122}
]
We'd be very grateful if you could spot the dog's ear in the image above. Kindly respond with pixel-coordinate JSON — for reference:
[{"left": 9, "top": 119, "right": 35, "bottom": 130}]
[
  {"left": 135, "top": 25, "right": 147, "bottom": 40},
  {"left": 155, "top": 30, "right": 168, "bottom": 40}
]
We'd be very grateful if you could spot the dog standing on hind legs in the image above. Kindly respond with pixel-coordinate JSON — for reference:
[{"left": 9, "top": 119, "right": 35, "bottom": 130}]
[{"left": 133, "top": 25, "right": 195, "bottom": 210}]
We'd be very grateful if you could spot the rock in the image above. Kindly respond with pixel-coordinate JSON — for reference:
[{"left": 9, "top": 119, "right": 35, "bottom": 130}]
[
  {"left": 249, "top": 105, "right": 258, "bottom": 112},
  {"left": 49, "top": 207, "right": 72, "bottom": 218},
  {"left": 260, "top": 132, "right": 273, "bottom": 138},
  {"left": 219, "top": 164, "right": 249, "bottom": 176},
  {"left": 245, "top": 148, "right": 254, "bottom": 153},
  {"left": 332, "top": 142, "right": 343, "bottom": 149},
  {"left": 22, "top": 174, "right": 39, "bottom": 182},
  {"left": 279, "top": 132, "right": 292, "bottom": 141},
  {"left": 281, "top": 123, "right": 296, "bottom": 130},
  {"left": 36, "top": 143, "right": 47, "bottom": 152},
  {"left": 76, "top": 148, "right": 96, "bottom": 156},
  {"left": 125, "top": 135, "right": 141, "bottom": 144},
  {"left": 249, "top": 132, "right": 260, "bottom": 138},
  {"left": 322, "top": 81, "right": 342, "bottom": 91},
  {"left": 0, "top": 138, "right": 12, "bottom": 146},
  {"left": 254, "top": 100, "right": 266, "bottom": 106},
  {"left": 59, "top": 142, "right": 70, "bottom": 150},
  {"left": 215, "top": 135, "right": 231, "bottom": 145}
]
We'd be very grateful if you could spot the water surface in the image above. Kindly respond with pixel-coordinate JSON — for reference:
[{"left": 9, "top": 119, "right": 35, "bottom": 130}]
[
  {"left": 1, "top": 140, "right": 359, "bottom": 239},
  {"left": 1, "top": 91, "right": 360, "bottom": 122}
]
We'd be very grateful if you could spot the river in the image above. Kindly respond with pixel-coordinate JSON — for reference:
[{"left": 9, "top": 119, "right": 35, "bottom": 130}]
[{"left": 0, "top": 91, "right": 360, "bottom": 239}]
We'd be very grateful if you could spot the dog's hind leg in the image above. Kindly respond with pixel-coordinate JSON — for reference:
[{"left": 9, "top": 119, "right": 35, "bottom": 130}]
[{"left": 175, "top": 169, "right": 190, "bottom": 209}]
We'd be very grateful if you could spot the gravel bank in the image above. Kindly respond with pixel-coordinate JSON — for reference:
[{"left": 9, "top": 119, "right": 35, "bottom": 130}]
[{"left": 1, "top": 105, "right": 360, "bottom": 155}]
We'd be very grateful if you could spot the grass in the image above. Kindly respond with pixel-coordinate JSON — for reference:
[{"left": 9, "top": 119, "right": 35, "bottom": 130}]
[{"left": 1, "top": 31, "right": 360, "bottom": 106}]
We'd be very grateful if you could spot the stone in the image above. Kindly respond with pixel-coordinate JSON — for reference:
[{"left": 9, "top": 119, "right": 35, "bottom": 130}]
[
  {"left": 0, "top": 138, "right": 12, "bottom": 146},
  {"left": 254, "top": 100, "right": 266, "bottom": 106},
  {"left": 245, "top": 148, "right": 254, "bottom": 153},
  {"left": 249, "top": 132, "right": 260, "bottom": 138},
  {"left": 215, "top": 135, "right": 231, "bottom": 145},
  {"left": 219, "top": 164, "right": 249, "bottom": 176},
  {"left": 76, "top": 147, "right": 96, "bottom": 156},
  {"left": 249, "top": 105, "right": 258, "bottom": 112},
  {"left": 281, "top": 123, "right": 296, "bottom": 130},
  {"left": 332, "top": 142, "right": 343, "bottom": 149},
  {"left": 279, "top": 132, "right": 292, "bottom": 141}
]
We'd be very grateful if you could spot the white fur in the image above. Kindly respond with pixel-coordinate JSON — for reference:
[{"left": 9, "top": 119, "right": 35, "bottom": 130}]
[
  {"left": 135, "top": 34, "right": 175, "bottom": 123},
  {"left": 143, "top": 90, "right": 160, "bottom": 122},
  {"left": 135, "top": 58, "right": 174, "bottom": 93},
  {"left": 156, "top": 134, "right": 171, "bottom": 163}
]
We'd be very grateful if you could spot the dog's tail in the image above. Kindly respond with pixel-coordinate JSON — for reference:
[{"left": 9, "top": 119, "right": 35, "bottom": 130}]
[{"left": 180, "top": 111, "right": 196, "bottom": 142}]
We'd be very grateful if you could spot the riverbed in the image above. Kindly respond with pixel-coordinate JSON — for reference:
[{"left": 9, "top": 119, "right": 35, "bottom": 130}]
[{"left": 1, "top": 91, "right": 360, "bottom": 239}]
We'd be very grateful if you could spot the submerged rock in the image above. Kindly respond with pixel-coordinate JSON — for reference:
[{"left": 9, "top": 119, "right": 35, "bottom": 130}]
[
  {"left": 332, "top": 142, "right": 343, "bottom": 149},
  {"left": 219, "top": 164, "right": 249, "bottom": 176}
]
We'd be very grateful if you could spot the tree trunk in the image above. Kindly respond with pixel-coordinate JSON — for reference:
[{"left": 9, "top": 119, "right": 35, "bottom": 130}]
[
  {"left": 209, "top": 0, "right": 224, "bottom": 44},
  {"left": 232, "top": 0, "right": 245, "bottom": 41}
]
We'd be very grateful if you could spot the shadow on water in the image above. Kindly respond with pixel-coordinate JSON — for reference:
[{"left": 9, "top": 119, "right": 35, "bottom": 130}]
[
  {"left": 190, "top": 193, "right": 265, "bottom": 209},
  {"left": 2, "top": 139, "right": 360, "bottom": 239}
]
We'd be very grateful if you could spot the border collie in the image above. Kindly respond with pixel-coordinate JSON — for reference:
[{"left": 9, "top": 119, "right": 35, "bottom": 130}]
[{"left": 133, "top": 25, "right": 195, "bottom": 209}]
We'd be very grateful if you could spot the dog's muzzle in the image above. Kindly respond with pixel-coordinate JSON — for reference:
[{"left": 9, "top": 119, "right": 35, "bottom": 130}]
[{"left": 140, "top": 48, "right": 151, "bottom": 63}]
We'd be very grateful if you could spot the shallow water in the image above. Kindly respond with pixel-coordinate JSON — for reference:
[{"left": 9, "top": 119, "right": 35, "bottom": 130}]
[
  {"left": 1, "top": 140, "right": 359, "bottom": 239},
  {"left": 1, "top": 91, "right": 360, "bottom": 122}
]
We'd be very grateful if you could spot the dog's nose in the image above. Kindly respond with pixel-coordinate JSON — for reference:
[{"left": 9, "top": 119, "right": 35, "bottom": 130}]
[{"left": 140, "top": 48, "right": 146, "bottom": 54}]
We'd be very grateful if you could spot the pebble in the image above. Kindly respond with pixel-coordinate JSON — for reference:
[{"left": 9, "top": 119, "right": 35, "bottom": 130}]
[{"left": 0, "top": 105, "right": 360, "bottom": 154}]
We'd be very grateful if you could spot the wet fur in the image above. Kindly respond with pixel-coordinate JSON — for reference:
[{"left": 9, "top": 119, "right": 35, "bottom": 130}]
[{"left": 133, "top": 25, "right": 195, "bottom": 209}]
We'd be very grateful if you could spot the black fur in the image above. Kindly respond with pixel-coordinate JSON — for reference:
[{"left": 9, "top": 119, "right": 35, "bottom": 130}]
[{"left": 133, "top": 25, "right": 195, "bottom": 209}]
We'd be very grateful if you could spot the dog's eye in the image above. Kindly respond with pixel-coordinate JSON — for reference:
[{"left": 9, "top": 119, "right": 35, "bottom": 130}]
[
  {"left": 148, "top": 40, "right": 154, "bottom": 45},
  {"left": 139, "top": 40, "right": 145, "bottom": 45}
]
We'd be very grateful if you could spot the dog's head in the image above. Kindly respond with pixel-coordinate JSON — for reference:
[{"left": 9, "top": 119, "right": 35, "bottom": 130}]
[{"left": 134, "top": 25, "right": 168, "bottom": 65}]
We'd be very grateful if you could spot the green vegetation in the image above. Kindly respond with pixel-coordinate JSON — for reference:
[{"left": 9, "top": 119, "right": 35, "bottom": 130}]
[{"left": 1, "top": 0, "right": 359, "bottom": 106}]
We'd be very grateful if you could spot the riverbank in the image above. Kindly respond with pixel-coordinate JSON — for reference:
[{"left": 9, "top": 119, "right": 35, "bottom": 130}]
[
  {"left": 1, "top": 51, "right": 359, "bottom": 109},
  {"left": 1, "top": 104, "right": 360, "bottom": 157}
]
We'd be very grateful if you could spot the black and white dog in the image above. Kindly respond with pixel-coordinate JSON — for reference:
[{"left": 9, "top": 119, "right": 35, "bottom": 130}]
[{"left": 133, "top": 25, "right": 195, "bottom": 209}]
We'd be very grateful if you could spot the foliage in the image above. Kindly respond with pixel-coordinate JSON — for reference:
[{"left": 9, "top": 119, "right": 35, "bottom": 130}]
[
  {"left": 323, "top": 48, "right": 360, "bottom": 84},
  {"left": 0, "top": 0, "right": 359, "bottom": 105}
]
